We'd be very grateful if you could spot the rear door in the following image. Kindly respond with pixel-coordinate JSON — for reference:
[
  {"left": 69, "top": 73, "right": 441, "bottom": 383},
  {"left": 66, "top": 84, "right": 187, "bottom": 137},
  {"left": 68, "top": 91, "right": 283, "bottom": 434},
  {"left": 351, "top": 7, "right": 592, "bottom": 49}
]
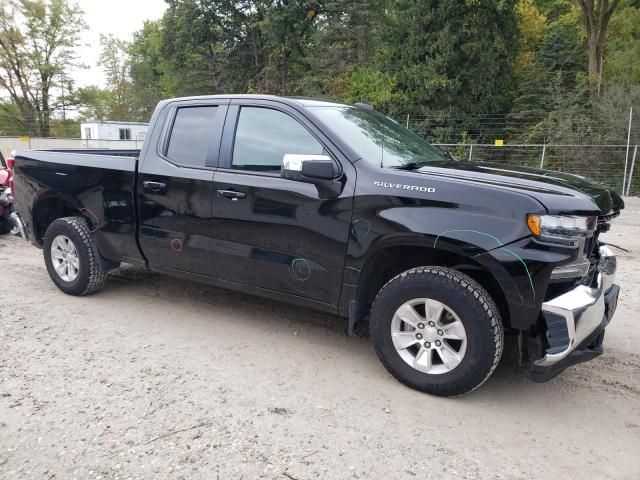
[
  {"left": 211, "top": 100, "right": 355, "bottom": 306},
  {"left": 138, "top": 99, "right": 228, "bottom": 276}
]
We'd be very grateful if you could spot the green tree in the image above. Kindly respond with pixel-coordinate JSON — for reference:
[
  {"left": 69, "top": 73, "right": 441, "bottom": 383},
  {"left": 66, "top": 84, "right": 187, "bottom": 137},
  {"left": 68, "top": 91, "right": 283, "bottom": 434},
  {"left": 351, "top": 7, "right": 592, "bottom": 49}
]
[
  {"left": 98, "top": 34, "right": 145, "bottom": 121},
  {"left": 157, "top": 1, "right": 321, "bottom": 96},
  {"left": 535, "top": 0, "right": 575, "bottom": 19},
  {"left": 383, "top": 0, "right": 520, "bottom": 117},
  {"left": 0, "top": 0, "right": 86, "bottom": 136},
  {"left": 121, "top": 0, "right": 639, "bottom": 152},
  {"left": 0, "top": 99, "right": 24, "bottom": 134},
  {"left": 512, "top": 6, "right": 591, "bottom": 142},
  {"left": 258, "top": 1, "right": 320, "bottom": 94},
  {"left": 514, "top": 0, "right": 547, "bottom": 74},
  {"left": 71, "top": 85, "right": 112, "bottom": 121},
  {"left": 342, "top": 68, "right": 399, "bottom": 111},
  {"left": 301, "top": 0, "right": 388, "bottom": 99},
  {"left": 159, "top": 0, "right": 226, "bottom": 96},
  {"left": 129, "top": 20, "right": 165, "bottom": 119},
  {"left": 604, "top": 1, "right": 640, "bottom": 88}
]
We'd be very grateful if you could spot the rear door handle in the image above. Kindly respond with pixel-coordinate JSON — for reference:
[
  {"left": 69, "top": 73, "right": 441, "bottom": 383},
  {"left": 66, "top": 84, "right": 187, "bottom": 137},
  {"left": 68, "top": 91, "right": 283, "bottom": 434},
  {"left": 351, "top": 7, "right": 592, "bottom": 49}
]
[
  {"left": 143, "top": 181, "right": 167, "bottom": 193},
  {"left": 216, "top": 189, "right": 246, "bottom": 200}
]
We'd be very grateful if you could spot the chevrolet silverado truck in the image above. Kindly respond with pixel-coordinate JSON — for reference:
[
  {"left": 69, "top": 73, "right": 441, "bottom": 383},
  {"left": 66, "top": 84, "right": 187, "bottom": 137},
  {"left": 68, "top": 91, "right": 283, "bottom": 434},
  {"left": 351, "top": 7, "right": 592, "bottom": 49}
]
[{"left": 10, "top": 95, "right": 623, "bottom": 396}]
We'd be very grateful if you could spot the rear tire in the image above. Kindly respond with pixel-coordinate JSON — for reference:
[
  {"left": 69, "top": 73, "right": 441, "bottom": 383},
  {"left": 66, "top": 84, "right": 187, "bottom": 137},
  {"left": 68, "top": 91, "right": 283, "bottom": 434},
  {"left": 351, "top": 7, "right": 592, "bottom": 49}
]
[
  {"left": 43, "top": 217, "right": 107, "bottom": 295},
  {"left": 370, "top": 266, "right": 504, "bottom": 396},
  {"left": 0, "top": 210, "right": 12, "bottom": 234}
]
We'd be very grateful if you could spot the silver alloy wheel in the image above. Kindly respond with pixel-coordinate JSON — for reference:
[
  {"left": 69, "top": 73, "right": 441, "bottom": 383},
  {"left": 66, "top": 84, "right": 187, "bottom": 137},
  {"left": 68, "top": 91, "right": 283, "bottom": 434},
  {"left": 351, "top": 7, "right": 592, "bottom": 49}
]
[
  {"left": 390, "top": 298, "right": 467, "bottom": 375},
  {"left": 50, "top": 234, "right": 80, "bottom": 282}
]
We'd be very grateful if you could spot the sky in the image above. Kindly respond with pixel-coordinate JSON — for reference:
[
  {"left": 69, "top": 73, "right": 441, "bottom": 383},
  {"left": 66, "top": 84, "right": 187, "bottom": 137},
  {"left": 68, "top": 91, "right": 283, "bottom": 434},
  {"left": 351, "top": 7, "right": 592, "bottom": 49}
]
[{"left": 73, "top": 0, "right": 168, "bottom": 88}]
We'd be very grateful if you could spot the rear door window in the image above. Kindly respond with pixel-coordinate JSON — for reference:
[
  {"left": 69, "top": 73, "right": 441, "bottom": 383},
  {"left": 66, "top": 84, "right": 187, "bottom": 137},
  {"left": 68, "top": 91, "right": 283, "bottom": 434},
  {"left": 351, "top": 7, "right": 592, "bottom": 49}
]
[{"left": 166, "top": 106, "right": 219, "bottom": 167}]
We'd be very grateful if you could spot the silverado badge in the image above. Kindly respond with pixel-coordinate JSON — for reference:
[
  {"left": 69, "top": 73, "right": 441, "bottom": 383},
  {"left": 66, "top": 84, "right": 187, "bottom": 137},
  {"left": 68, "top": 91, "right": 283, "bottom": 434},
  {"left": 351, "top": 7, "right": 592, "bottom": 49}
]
[{"left": 374, "top": 181, "right": 436, "bottom": 193}]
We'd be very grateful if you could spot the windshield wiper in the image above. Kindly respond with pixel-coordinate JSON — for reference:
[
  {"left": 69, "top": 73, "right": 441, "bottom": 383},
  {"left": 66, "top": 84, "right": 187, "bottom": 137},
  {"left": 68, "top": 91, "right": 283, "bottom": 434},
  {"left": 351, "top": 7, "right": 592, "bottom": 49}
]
[
  {"left": 392, "top": 162, "right": 425, "bottom": 170},
  {"left": 443, "top": 150, "right": 457, "bottom": 161}
]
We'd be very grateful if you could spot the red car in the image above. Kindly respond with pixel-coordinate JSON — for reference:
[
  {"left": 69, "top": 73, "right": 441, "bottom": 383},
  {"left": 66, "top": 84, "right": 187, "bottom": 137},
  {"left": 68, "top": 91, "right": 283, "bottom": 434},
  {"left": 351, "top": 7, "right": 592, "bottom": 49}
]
[{"left": 0, "top": 153, "right": 14, "bottom": 233}]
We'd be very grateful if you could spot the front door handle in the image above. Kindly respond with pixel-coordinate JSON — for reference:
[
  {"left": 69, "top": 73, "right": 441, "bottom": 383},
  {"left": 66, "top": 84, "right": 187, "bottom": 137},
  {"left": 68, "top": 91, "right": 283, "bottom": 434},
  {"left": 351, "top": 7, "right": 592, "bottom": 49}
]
[
  {"left": 143, "top": 181, "right": 167, "bottom": 193},
  {"left": 216, "top": 189, "right": 246, "bottom": 201}
]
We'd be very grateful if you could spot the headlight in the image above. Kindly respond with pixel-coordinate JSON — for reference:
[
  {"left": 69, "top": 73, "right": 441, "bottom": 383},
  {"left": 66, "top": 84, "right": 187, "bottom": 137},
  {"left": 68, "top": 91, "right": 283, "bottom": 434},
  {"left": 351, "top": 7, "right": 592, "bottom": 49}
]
[{"left": 527, "top": 214, "right": 596, "bottom": 243}]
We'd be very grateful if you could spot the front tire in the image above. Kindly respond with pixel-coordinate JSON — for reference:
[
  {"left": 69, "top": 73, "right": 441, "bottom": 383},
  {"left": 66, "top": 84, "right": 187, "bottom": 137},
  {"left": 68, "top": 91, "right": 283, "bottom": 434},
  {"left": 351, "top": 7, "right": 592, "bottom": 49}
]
[
  {"left": 43, "top": 217, "right": 107, "bottom": 296},
  {"left": 370, "top": 266, "right": 504, "bottom": 396}
]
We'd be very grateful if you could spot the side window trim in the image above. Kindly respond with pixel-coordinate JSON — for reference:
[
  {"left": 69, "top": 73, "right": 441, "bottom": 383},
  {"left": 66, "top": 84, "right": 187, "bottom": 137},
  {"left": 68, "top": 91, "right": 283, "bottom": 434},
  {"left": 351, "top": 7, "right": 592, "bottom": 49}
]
[
  {"left": 156, "top": 102, "right": 229, "bottom": 170},
  {"left": 158, "top": 107, "right": 178, "bottom": 157},
  {"left": 219, "top": 104, "right": 240, "bottom": 171}
]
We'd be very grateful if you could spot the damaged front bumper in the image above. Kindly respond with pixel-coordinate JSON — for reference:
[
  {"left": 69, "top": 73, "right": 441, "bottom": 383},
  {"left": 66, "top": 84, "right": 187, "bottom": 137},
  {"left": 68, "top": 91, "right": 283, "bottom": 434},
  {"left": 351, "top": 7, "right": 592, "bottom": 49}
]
[{"left": 528, "top": 246, "right": 619, "bottom": 382}]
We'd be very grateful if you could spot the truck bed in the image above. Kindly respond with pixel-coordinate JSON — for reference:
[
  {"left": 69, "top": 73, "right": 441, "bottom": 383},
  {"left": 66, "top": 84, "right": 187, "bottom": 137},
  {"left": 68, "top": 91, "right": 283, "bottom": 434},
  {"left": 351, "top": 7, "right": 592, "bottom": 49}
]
[
  {"left": 11, "top": 148, "right": 143, "bottom": 264},
  {"left": 14, "top": 149, "right": 140, "bottom": 168}
]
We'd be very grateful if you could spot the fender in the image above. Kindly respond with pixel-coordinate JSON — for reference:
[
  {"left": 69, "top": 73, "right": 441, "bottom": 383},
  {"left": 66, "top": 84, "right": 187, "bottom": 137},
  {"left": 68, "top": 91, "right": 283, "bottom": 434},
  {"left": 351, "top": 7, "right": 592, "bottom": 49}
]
[
  {"left": 340, "top": 226, "right": 576, "bottom": 331},
  {"left": 337, "top": 159, "right": 583, "bottom": 331}
]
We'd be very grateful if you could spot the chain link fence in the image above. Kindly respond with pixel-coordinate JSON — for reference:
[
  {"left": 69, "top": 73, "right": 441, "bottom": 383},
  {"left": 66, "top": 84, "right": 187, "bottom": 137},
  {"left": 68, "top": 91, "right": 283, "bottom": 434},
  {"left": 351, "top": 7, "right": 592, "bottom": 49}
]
[
  {"left": 398, "top": 111, "right": 640, "bottom": 196},
  {"left": 433, "top": 143, "right": 638, "bottom": 195}
]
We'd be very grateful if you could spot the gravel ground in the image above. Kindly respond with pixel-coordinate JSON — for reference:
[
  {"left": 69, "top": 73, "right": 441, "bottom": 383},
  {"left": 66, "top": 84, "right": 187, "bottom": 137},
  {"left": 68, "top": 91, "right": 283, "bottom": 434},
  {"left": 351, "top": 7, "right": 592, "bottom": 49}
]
[{"left": 1, "top": 198, "right": 639, "bottom": 480}]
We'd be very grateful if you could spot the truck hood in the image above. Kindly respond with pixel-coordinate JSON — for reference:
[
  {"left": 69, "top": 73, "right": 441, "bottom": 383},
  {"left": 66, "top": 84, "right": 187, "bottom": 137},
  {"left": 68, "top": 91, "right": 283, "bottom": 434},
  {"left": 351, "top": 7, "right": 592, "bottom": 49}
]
[{"left": 411, "top": 160, "right": 624, "bottom": 215}]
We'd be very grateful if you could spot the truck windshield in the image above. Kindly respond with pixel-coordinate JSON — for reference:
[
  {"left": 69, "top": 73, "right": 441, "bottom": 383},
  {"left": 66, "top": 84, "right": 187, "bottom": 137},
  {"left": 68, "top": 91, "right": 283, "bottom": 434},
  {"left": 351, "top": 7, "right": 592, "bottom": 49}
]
[{"left": 311, "top": 106, "right": 450, "bottom": 168}]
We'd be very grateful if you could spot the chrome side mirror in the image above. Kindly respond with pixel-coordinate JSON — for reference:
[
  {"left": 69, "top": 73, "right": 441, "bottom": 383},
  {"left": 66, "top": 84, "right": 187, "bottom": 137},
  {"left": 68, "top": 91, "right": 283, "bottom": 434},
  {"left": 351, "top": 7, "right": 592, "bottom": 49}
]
[{"left": 281, "top": 154, "right": 339, "bottom": 183}]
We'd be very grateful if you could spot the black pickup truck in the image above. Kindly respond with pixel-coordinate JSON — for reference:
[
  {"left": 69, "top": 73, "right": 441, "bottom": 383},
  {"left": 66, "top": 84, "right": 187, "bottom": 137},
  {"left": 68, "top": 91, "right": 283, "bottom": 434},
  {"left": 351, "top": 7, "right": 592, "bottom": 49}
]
[{"left": 10, "top": 95, "right": 623, "bottom": 396}]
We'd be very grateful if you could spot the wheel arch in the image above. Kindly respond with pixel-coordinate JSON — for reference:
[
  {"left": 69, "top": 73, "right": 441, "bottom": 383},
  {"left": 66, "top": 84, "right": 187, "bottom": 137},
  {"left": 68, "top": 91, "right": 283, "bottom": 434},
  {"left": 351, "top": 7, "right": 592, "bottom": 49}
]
[
  {"left": 31, "top": 194, "right": 94, "bottom": 246},
  {"left": 350, "top": 239, "right": 516, "bottom": 332}
]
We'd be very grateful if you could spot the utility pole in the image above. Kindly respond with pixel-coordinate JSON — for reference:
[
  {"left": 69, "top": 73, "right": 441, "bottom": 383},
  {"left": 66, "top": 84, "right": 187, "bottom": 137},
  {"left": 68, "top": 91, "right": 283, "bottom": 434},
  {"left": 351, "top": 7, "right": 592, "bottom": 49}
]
[
  {"left": 623, "top": 107, "right": 633, "bottom": 192},
  {"left": 60, "top": 74, "right": 67, "bottom": 122},
  {"left": 626, "top": 145, "right": 638, "bottom": 196}
]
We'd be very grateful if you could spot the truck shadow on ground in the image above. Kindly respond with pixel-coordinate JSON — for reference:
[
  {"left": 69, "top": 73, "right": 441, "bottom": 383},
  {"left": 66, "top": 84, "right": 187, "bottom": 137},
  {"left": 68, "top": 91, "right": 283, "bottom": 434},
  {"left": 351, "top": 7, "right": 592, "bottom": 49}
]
[
  {"left": 103, "top": 264, "right": 632, "bottom": 401},
  {"left": 106, "top": 264, "right": 356, "bottom": 335}
]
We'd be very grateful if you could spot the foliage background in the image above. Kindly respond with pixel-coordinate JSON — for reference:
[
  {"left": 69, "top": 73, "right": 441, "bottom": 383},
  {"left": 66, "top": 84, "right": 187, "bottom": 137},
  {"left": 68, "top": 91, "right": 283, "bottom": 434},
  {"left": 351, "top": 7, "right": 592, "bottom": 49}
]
[{"left": 0, "top": 0, "right": 638, "bottom": 191}]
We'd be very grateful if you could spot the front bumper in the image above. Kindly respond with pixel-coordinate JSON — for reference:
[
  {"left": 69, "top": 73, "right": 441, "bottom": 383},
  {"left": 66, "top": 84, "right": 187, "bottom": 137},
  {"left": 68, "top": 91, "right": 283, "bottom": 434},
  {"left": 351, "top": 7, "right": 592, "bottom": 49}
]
[{"left": 528, "top": 246, "right": 619, "bottom": 382}]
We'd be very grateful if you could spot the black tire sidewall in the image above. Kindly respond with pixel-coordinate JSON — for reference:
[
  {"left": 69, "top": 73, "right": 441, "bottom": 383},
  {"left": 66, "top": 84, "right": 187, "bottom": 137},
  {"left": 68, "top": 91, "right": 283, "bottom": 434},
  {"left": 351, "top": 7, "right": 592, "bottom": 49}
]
[
  {"left": 0, "top": 210, "right": 11, "bottom": 234},
  {"left": 43, "top": 219, "right": 93, "bottom": 295},
  {"left": 371, "top": 269, "right": 501, "bottom": 396}
]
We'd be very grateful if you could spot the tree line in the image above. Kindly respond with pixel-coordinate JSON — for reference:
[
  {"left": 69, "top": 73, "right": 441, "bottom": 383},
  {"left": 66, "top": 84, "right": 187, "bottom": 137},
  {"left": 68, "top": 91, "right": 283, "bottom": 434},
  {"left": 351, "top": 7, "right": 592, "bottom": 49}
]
[{"left": 0, "top": 0, "right": 638, "bottom": 145}]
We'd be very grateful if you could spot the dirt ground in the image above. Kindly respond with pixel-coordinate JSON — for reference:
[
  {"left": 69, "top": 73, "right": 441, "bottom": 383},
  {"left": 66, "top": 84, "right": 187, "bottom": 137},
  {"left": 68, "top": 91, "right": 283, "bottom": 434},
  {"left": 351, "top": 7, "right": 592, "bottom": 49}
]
[{"left": 1, "top": 199, "right": 639, "bottom": 480}]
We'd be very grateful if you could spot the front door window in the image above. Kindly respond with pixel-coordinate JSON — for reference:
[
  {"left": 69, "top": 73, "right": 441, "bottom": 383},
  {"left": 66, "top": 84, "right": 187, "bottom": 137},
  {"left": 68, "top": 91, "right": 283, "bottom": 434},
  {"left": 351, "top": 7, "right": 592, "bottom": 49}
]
[{"left": 232, "top": 107, "right": 324, "bottom": 172}]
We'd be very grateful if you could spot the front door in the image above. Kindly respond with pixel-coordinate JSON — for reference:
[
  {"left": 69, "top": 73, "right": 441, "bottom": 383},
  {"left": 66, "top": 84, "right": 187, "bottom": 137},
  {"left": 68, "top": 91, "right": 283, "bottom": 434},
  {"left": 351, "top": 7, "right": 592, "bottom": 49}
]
[
  {"left": 138, "top": 101, "right": 227, "bottom": 276},
  {"left": 211, "top": 101, "right": 355, "bottom": 306}
]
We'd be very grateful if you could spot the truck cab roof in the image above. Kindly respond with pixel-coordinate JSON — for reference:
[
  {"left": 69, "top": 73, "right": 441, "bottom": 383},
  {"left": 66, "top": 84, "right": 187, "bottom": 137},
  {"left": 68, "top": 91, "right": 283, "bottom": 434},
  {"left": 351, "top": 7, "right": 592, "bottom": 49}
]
[{"left": 159, "top": 94, "right": 349, "bottom": 110}]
